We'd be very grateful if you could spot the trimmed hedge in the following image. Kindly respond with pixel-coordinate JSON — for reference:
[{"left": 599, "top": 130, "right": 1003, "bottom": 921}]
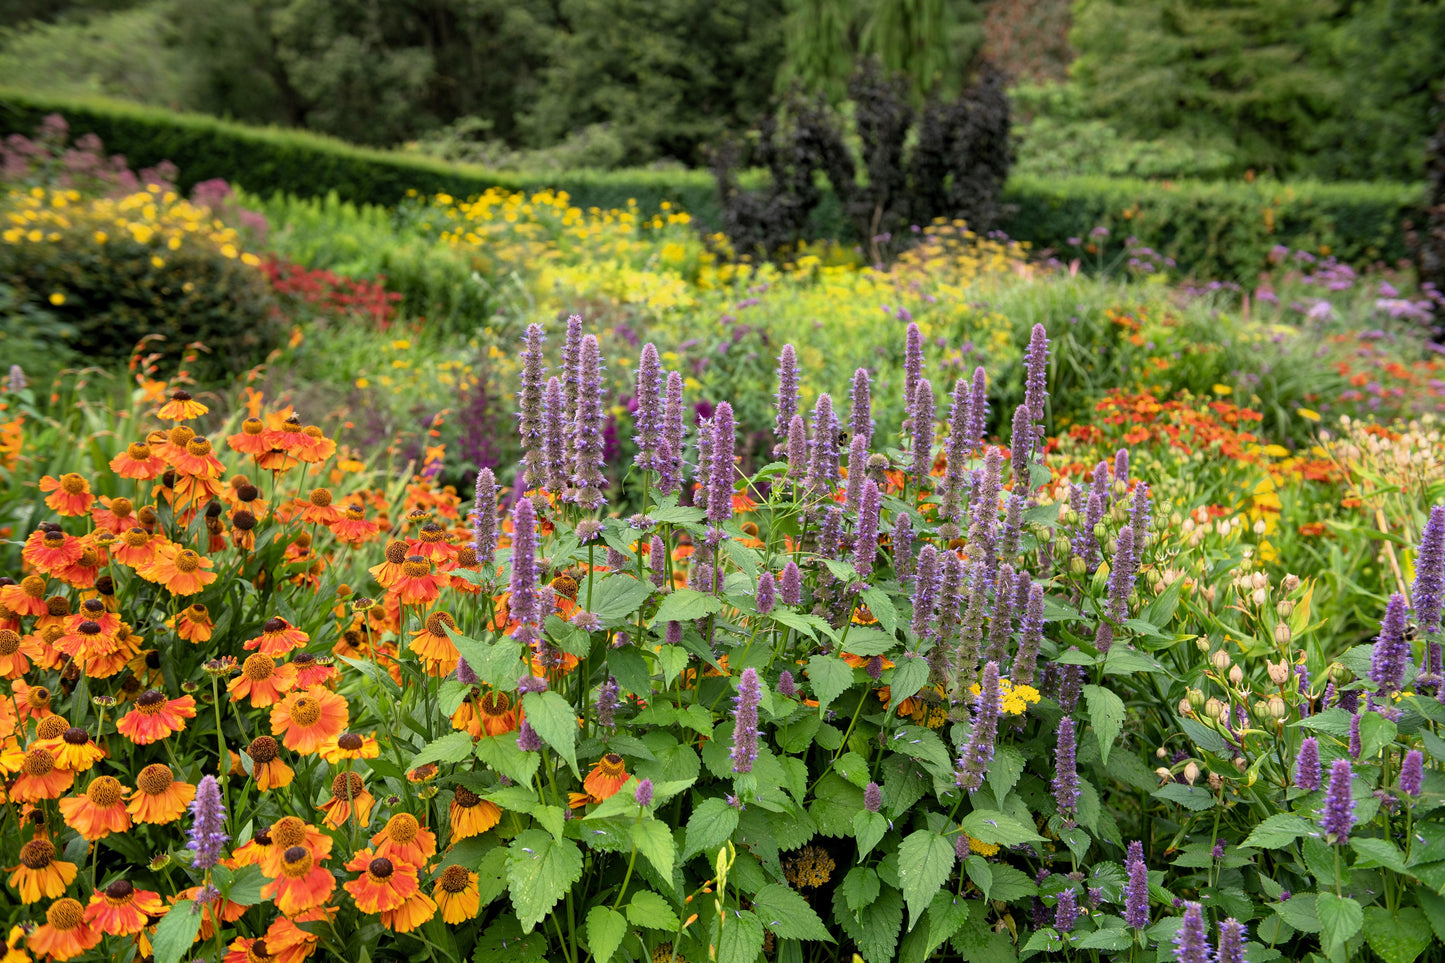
[{"left": 1, "top": 88, "right": 1426, "bottom": 281}]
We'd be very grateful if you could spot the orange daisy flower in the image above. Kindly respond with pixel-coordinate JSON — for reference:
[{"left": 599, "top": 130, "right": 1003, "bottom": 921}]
[
  {"left": 317, "top": 732, "right": 379, "bottom": 765},
  {"left": 259, "top": 817, "right": 333, "bottom": 878},
  {"left": 83, "top": 879, "right": 164, "bottom": 936},
  {"left": 270, "top": 687, "right": 349, "bottom": 754},
  {"left": 37, "top": 727, "right": 107, "bottom": 773},
  {"left": 126, "top": 764, "right": 196, "bottom": 824},
  {"left": 368, "top": 541, "right": 409, "bottom": 589},
  {"left": 390, "top": 555, "right": 442, "bottom": 606},
  {"left": 7, "top": 836, "right": 78, "bottom": 903},
  {"left": 26, "top": 898, "right": 100, "bottom": 961},
  {"left": 244, "top": 736, "right": 295, "bottom": 792},
  {"left": 263, "top": 416, "right": 309, "bottom": 453},
  {"left": 317, "top": 772, "right": 373, "bottom": 829},
  {"left": 91, "top": 495, "right": 138, "bottom": 535},
  {"left": 227, "top": 417, "right": 270, "bottom": 456},
  {"left": 39, "top": 474, "right": 94, "bottom": 516},
  {"left": 343, "top": 849, "right": 419, "bottom": 914},
  {"left": 116, "top": 690, "right": 196, "bottom": 745},
  {"left": 22, "top": 527, "right": 84, "bottom": 575},
  {"left": 328, "top": 504, "right": 379, "bottom": 545},
  {"left": 170, "top": 436, "right": 226, "bottom": 478},
  {"left": 473, "top": 690, "right": 519, "bottom": 737},
  {"left": 0, "top": 628, "right": 38, "bottom": 678},
  {"left": 408, "top": 611, "right": 460, "bottom": 675},
  {"left": 382, "top": 888, "right": 437, "bottom": 933},
  {"left": 288, "top": 652, "right": 337, "bottom": 689},
  {"left": 0, "top": 575, "right": 48, "bottom": 617},
  {"left": 142, "top": 545, "right": 217, "bottom": 596},
  {"left": 297, "top": 489, "right": 343, "bottom": 526},
  {"left": 370, "top": 812, "right": 436, "bottom": 867},
  {"left": 12, "top": 681, "right": 54, "bottom": 722},
  {"left": 243, "top": 617, "right": 310, "bottom": 657},
  {"left": 110, "top": 441, "right": 167, "bottom": 479},
  {"left": 433, "top": 866, "right": 481, "bottom": 923},
  {"left": 583, "top": 753, "right": 629, "bottom": 801},
  {"left": 176, "top": 603, "right": 214, "bottom": 643},
  {"left": 294, "top": 426, "right": 335, "bottom": 463},
  {"left": 260, "top": 846, "right": 335, "bottom": 917},
  {"left": 110, "top": 527, "right": 160, "bottom": 568},
  {"left": 448, "top": 786, "right": 502, "bottom": 842},
  {"left": 12, "top": 748, "right": 74, "bottom": 802},
  {"left": 156, "top": 389, "right": 209, "bottom": 421},
  {"left": 228, "top": 654, "right": 299, "bottom": 708},
  {"left": 261, "top": 916, "right": 323, "bottom": 963},
  {"left": 58, "top": 775, "right": 132, "bottom": 840}
]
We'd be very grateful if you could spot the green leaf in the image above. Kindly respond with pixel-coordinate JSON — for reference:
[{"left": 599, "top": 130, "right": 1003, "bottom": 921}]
[
  {"left": 924, "top": 891, "right": 970, "bottom": 958},
  {"left": 887, "top": 656, "right": 930, "bottom": 711},
  {"left": 608, "top": 647, "right": 653, "bottom": 698},
  {"left": 1273, "top": 894, "right": 1321, "bottom": 933},
  {"left": 959, "top": 810, "right": 1045, "bottom": 846},
  {"left": 522, "top": 690, "right": 579, "bottom": 777},
  {"left": 1243, "top": 813, "right": 1314, "bottom": 849},
  {"left": 985, "top": 745, "right": 1025, "bottom": 808},
  {"left": 475, "top": 733, "right": 540, "bottom": 785},
  {"left": 1019, "top": 928, "right": 1062, "bottom": 959},
  {"left": 627, "top": 890, "right": 680, "bottom": 929},
  {"left": 839, "top": 867, "right": 881, "bottom": 911},
  {"left": 1074, "top": 928, "right": 1133, "bottom": 951},
  {"left": 507, "top": 829, "right": 585, "bottom": 933},
  {"left": 854, "top": 810, "right": 888, "bottom": 859},
  {"left": 1351, "top": 837, "right": 1408, "bottom": 874},
  {"left": 964, "top": 856, "right": 992, "bottom": 901},
  {"left": 410, "top": 730, "right": 475, "bottom": 768},
  {"left": 152, "top": 899, "right": 204, "bottom": 963},
  {"left": 632, "top": 818, "right": 675, "bottom": 880},
  {"left": 1363, "top": 906, "right": 1433, "bottom": 963},
  {"left": 806, "top": 654, "right": 854, "bottom": 710},
  {"left": 473, "top": 916, "right": 549, "bottom": 963},
  {"left": 889, "top": 725, "right": 954, "bottom": 777},
  {"left": 1317, "top": 893, "right": 1363, "bottom": 952},
  {"left": 809, "top": 772, "right": 865, "bottom": 838},
  {"left": 1082, "top": 684, "right": 1124, "bottom": 766},
  {"left": 587, "top": 906, "right": 628, "bottom": 963},
  {"left": 861, "top": 588, "right": 900, "bottom": 637},
  {"left": 221, "top": 864, "right": 267, "bottom": 905},
  {"left": 771, "top": 608, "right": 838, "bottom": 641},
  {"left": 838, "top": 627, "right": 896, "bottom": 656},
  {"left": 653, "top": 588, "right": 723, "bottom": 623},
  {"left": 980, "top": 863, "right": 1037, "bottom": 902},
  {"left": 1152, "top": 783, "right": 1215, "bottom": 811},
  {"left": 898, "top": 831, "right": 956, "bottom": 931},
  {"left": 592, "top": 575, "right": 655, "bottom": 625},
  {"left": 1357, "top": 711, "right": 1397, "bottom": 761},
  {"left": 656, "top": 645, "right": 690, "bottom": 686},
  {"left": 1180, "top": 716, "right": 1226, "bottom": 755},
  {"left": 753, "top": 883, "right": 835, "bottom": 941},
  {"left": 716, "top": 908, "right": 765, "bottom": 963},
  {"left": 833, "top": 882, "right": 904, "bottom": 963},
  {"left": 685, "top": 797, "right": 740, "bottom": 857},
  {"left": 1416, "top": 889, "right": 1445, "bottom": 942}
]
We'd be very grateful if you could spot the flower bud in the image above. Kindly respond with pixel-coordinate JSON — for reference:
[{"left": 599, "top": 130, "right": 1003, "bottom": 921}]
[
  {"left": 1187, "top": 688, "right": 1207, "bottom": 712},
  {"left": 1266, "top": 660, "right": 1290, "bottom": 685},
  {"left": 1266, "top": 696, "right": 1287, "bottom": 721},
  {"left": 1328, "top": 662, "right": 1351, "bottom": 685},
  {"left": 1093, "top": 522, "right": 1108, "bottom": 541},
  {"left": 1282, "top": 574, "right": 1300, "bottom": 593},
  {"left": 1253, "top": 519, "right": 1267, "bottom": 535},
  {"left": 1273, "top": 623, "right": 1292, "bottom": 646},
  {"left": 1276, "top": 599, "right": 1294, "bottom": 620},
  {"left": 1251, "top": 587, "right": 1268, "bottom": 606},
  {"left": 1210, "top": 650, "right": 1232, "bottom": 672},
  {"left": 1196, "top": 638, "right": 1212, "bottom": 653},
  {"left": 1183, "top": 762, "right": 1200, "bottom": 786},
  {"left": 1157, "top": 747, "right": 1169, "bottom": 759},
  {"left": 1178, "top": 698, "right": 1194, "bottom": 717},
  {"left": 1155, "top": 767, "right": 1173, "bottom": 784},
  {"left": 1069, "top": 557, "right": 1087, "bottom": 576},
  {"left": 1203, "top": 586, "right": 1217, "bottom": 605},
  {"left": 1228, "top": 665, "right": 1244, "bottom": 686},
  {"left": 1204, "top": 698, "right": 1225, "bottom": 720},
  {"left": 1251, "top": 572, "right": 1268, "bottom": 591}
]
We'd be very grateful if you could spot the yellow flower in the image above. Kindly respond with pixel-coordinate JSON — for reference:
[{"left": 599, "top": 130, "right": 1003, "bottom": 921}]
[
  {"left": 967, "top": 678, "right": 1040, "bottom": 717},
  {"left": 1297, "top": 408, "right": 1320, "bottom": 422},
  {"left": 48, "top": 292, "right": 65, "bottom": 306},
  {"left": 1212, "top": 384, "right": 1233, "bottom": 396},
  {"left": 966, "top": 835, "right": 1000, "bottom": 857}
]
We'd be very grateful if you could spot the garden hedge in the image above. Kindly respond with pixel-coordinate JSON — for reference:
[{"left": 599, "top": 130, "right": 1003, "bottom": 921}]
[{"left": 0, "top": 88, "right": 1426, "bottom": 280}]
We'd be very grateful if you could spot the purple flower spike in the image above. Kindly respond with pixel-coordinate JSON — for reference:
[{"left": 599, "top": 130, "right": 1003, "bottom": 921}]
[
  {"left": 1023, "top": 323, "right": 1049, "bottom": 431},
  {"left": 902, "top": 323, "right": 925, "bottom": 441},
  {"left": 1126, "top": 840, "right": 1144, "bottom": 867},
  {"left": 1012, "top": 583, "right": 1045, "bottom": 686},
  {"left": 1349, "top": 712, "right": 1362, "bottom": 759},
  {"left": 806, "top": 393, "right": 841, "bottom": 492},
  {"left": 1106, "top": 526, "right": 1138, "bottom": 624},
  {"left": 568, "top": 334, "right": 607, "bottom": 510},
  {"left": 517, "top": 720, "right": 543, "bottom": 752},
  {"left": 853, "top": 480, "right": 882, "bottom": 578},
  {"left": 1054, "top": 887, "right": 1078, "bottom": 934},
  {"left": 1321, "top": 758, "right": 1356, "bottom": 844},
  {"left": 780, "top": 562, "right": 803, "bottom": 606},
  {"left": 1113, "top": 448, "right": 1130, "bottom": 490},
  {"left": 1173, "top": 901, "right": 1211, "bottom": 963},
  {"left": 1052, "top": 717, "right": 1079, "bottom": 824},
  {"left": 650, "top": 536, "right": 668, "bottom": 588},
  {"left": 509, "top": 497, "right": 540, "bottom": 631},
  {"left": 560, "top": 315, "right": 583, "bottom": 427},
  {"left": 955, "top": 661, "right": 1002, "bottom": 792},
  {"left": 1400, "top": 749, "right": 1424, "bottom": 797},
  {"left": 1370, "top": 593, "right": 1411, "bottom": 703},
  {"left": 910, "top": 377, "right": 936, "bottom": 481},
  {"left": 455, "top": 657, "right": 478, "bottom": 686},
  {"left": 774, "top": 345, "right": 799, "bottom": 457},
  {"left": 939, "top": 378, "right": 972, "bottom": 533},
  {"left": 634, "top": 778, "right": 654, "bottom": 807},
  {"left": 596, "top": 678, "right": 619, "bottom": 730},
  {"left": 542, "top": 377, "right": 569, "bottom": 494},
  {"left": 1295, "top": 737, "right": 1321, "bottom": 791},
  {"left": 844, "top": 433, "right": 869, "bottom": 515},
  {"left": 777, "top": 670, "right": 796, "bottom": 698},
  {"left": 1216, "top": 919, "right": 1247, "bottom": 963},
  {"left": 863, "top": 782, "right": 882, "bottom": 813},
  {"left": 518, "top": 323, "right": 548, "bottom": 488},
  {"left": 658, "top": 371, "right": 686, "bottom": 495},
  {"left": 786, "top": 413, "right": 809, "bottom": 483},
  {"left": 850, "top": 368, "right": 873, "bottom": 448},
  {"left": 892, "top": 513, "right": 914, "bottom": 584},
  {"left": 708, "top": 402, "right": 736, "bottom": 528},
  {"left": 471, "top": 468, "right": 499, "bottom": 565},
  {"left": 910, "top": 544, "right": 941, "bottom": 643},
  {"left": 731, "top": 668, "right": 762, "bottom": 774},
  {"left": 756, "top": 571, "right": 776, "bottom": 615},
  {"left": 634, "top": 343, "right": 663, "bottom": 472},
  {"left": 954, "top": 835, "right": 971, "bottom": 861},
  {"left": 187, "top": 774, "right": 228, "bottom": 870},
  {"left": 1124, "top": 856, "right": 1149, "bottom": 930},
  {"left": 966, "top": 367, "right": 988, "bottom": 451},
  {"left": 1412, "top": 505, "right": 1445, "bottom": 634},
  {"left": 1009, "top": 404, "right": 1033, "bottom": 492}
]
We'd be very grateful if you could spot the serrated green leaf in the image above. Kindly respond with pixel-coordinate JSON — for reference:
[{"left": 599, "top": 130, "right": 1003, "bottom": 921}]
[
  {"left": 754, "top": 883, "right": 835, "bottom": 942},
  {"left": 839, "top": 867, "right": 881, "bottom": 911},
  {"left": 473, "top": 916, "right": 549, "bottom": 963},
  {"left": 980, "top": 863, "right": 1037, "bottom": 902},
  {"left": 522, "top": 690, "right": 578, "bottom": 777},
  {"left": 656, "top": 645, "right": 689, "bottom": 686},
  {"left": 716, "top": 908, "right": 765, "bottom": 963},
  {"left": 854, "top": 810, "right": 888, "bottom": 859},
  {"left": 889, "top": 725, "right": 954, "bottom": 776},
  {"left": 839, "top": 627, "right": 895, "bottom": 656},
  {"left": 964, "top": 855, "right": 993, "bottom": 900},
  {"left": 592, "top": 575, "right": 655, "bottom": 625},
  {"left": 833, "top": 882, "right": 903, "bottom": 963},
  {"left": 152, "top": 899, "right": 203, "bottom": 963},
  {"left": 985, "top": 745, "right": 1025, "bottom": 808},
  {"left": 924, "top": 891, "right": 970, "bottom": 958},
  {"left": 632, "top": 818, "right": 675, "bottom": 880},
  {"left": 219, "top": 864, "right": 266, "bottom": 905},
  {"left": 653, "top": 588, "right": 723, "bottom": 623},
  {"left": 1317, "top": 893, "right": 1363, "bottom": 952},
  {"left": 1019, "top": 927, "right": 1062, "bottom": 959},
  {"left": 627, "top": 890, "right": 680, "bottom": 929},
  {"left": 475, "top": 732, "right": 540, "bottom": 785},
  {"left": 1082, "top": 684, "right": 1124, "bottom": 766},
  {"left": 1074, "top": 927, "right": 1132, "bottom": 951},
  {"left": 887, "top": 656, "right": 930, "bottom": 711},
  {"left": 587, "top": 906, "right": 628, "bottom": 963},
  {"left": 898, "top": 831, "right": 956, "bottom": 931},
  {"left": 959, "top": 810, "right": 1045, "bottom": 846},
  {"left": 861, "top": 588, "right": 900, "bottom": 637},
  {"left": 507, "top": 829, "right": 584, "bottom": 933},
  {"left": 809, "top": 772, "right": 865, "bottom": 838},
  {"left": 1243, "top": 813, "right": 1314, "bottom": 849},
  {"left": 1152, "top": 783, "right": 1215, "bottom": 811},
  {"left": 1357, "top": 712, "right": 1397, "bottom": 761},
  {"left": 410, "top": 730, "right": 475, "bottom": 769},
  {"left": 807, "top": 654, "right": 854, "bottom": 710},
  {"left": 1363, "top": 906, "right": 1433, "bottom": 963},
  {"left": 1416, "top": 889, "right": 1445, "bottom": 942},
  {"left": 1352, "top": 837, "right": 1408, "bottom": 874},
  {"left": 685, "top": 797, "right": 740, "bottom": 857}
]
